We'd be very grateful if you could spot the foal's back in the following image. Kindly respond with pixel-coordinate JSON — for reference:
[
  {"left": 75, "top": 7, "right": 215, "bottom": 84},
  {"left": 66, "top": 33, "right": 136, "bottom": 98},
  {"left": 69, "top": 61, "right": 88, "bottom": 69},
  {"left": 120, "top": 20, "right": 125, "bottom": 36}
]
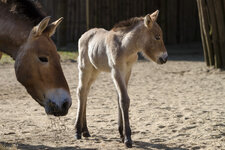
[{"left": 78, "top": 28, "right": 111, "bottom": 72}]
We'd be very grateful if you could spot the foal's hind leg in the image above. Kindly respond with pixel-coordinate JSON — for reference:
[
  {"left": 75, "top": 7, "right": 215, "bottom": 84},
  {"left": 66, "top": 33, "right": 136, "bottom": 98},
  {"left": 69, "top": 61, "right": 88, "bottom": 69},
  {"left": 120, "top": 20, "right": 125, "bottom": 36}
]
[
  {"left": 82, "top": 70, "right": 99, "bottom": 137},
  {"left": 75, "top": 66, "right": 99, "bottom": 139}
]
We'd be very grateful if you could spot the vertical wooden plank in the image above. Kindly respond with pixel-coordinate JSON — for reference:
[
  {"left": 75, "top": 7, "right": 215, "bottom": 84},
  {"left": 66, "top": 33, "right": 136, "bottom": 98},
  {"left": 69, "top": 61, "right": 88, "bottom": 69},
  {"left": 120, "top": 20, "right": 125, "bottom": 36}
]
[
  {"left": 86, "top": 0, "right": 89, "bottom": 30},
  {"left": 197, "top": 0, "right": 210, "bottom": 66},
  {"left": 202, "top": 0, "right": 214, "bottom": 65},
  {"left": 160, "top": 0, "right": 167, "bottom": 43},
  {"left": 208, "top": 0, "right": 222, "bottom": 68},
  {"left": 166, "top": 0, "right": 178, "bottom": 44},
  {"left": 213, "top": 0, "right": 225, "bottom": 66},
  {"left": 55, "top": 0, "right": 68, "bottom": 46}
]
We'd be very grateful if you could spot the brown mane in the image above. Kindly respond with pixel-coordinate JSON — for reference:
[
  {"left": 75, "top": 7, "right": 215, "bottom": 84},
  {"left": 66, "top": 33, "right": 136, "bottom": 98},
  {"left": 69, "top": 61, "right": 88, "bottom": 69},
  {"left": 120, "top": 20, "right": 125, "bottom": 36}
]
[
  {"left": 0, "top": 0, "right": 46, "bottom": 25},
  {"left": 112, "top": 17, "right": 144, "bottom": 32}
]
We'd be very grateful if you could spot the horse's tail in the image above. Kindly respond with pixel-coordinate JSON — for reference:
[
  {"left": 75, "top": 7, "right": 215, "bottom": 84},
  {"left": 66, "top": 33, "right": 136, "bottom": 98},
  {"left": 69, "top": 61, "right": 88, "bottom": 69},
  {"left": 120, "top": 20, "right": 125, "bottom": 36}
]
[{"left": 77, "top": 29, "right": 97, "bottom": 69}]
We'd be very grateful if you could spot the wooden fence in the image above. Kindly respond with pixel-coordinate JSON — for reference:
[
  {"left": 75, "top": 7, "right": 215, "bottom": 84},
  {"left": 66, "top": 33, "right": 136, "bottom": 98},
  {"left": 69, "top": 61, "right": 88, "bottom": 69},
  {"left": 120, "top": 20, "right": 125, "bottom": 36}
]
[
  {"left": 38, "top": 0, "right": 201, "bottom": 48},
  {"left": 197, "top": 0, "right": 225, "bottom": 68}
]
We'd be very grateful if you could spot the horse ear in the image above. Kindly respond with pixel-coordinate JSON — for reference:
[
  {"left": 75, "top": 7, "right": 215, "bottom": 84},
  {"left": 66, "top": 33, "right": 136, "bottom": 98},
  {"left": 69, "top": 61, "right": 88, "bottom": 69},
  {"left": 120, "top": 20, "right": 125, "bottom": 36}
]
[
  {"left": 150, "top": 10, "right": 159, "bottom": 22},
  {"left": 32, "top": 16, "right": 51, "bottom": 37},
  {"left": 44, "top": 17, "right": 63, "bottom": 37},
  {"left": 144, "top": 14, "right": 153, "bottom": 29},
  {"left": 144, "top": 10, "right": 159, "bottom": 29}
]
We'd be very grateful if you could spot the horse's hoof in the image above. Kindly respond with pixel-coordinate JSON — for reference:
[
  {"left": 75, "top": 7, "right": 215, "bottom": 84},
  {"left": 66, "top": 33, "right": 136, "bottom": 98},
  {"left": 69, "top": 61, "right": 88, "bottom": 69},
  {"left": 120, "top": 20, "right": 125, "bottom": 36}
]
[
  {"left": 121, "top": 137, "right": 124, "bottom": 143},
  {"left": 124, "top": 139, "right": 132, "bottom": 148},
  {"left": 75, "top": 133, "right": 82, "bottom": 140},
  {"left": 83, "top": 131, "right": 91, "bottom": 137}
]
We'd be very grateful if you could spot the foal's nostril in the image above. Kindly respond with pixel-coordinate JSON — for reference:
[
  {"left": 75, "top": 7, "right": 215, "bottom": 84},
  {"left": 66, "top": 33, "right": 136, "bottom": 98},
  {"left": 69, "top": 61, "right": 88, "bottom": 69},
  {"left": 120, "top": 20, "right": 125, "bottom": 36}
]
[
  {"left": 159, "top": 55, "right": 168, "bottom": 64},
  {"left": 159, "top": 57, "right": 164, "bottom": 63},
  {"left": 164, "top": 56, "right": 168, "bottom": 62}
]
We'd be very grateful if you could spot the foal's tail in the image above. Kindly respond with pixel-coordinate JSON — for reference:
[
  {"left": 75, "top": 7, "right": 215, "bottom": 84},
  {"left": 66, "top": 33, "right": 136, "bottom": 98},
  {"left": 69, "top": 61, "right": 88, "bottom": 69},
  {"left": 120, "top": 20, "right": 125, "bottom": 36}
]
[{"left": 77, "top": 29, "right": 97, "bottom": 69}]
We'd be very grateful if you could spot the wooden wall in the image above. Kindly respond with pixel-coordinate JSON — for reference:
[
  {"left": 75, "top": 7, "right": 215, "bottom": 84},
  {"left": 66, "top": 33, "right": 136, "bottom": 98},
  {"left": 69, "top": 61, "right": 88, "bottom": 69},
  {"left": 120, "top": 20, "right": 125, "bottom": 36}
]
[{"left": 38, "top": 0, "right": 201, "bottom": 48}]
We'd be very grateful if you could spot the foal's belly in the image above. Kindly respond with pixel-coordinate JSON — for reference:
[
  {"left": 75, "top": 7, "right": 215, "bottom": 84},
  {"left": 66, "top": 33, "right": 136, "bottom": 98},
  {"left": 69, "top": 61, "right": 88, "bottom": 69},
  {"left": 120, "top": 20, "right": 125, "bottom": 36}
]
[{"left": 88, "top": 47, "right": 111, "bottom": 72}]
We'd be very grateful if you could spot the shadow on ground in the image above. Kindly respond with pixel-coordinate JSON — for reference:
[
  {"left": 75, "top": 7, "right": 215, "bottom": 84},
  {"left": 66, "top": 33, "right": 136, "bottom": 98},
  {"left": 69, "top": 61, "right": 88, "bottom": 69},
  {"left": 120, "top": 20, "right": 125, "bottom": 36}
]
[
  {"left": 134, "top": 141, "right": 188, "bottom": 150},
  {"left": 0, "top": 142, "right": 96, "bottom": 150}
]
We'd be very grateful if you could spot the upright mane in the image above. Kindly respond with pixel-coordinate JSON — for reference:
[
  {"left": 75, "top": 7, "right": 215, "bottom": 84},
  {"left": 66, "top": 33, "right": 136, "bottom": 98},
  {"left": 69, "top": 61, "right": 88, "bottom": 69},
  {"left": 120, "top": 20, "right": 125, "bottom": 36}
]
[
  {"left": 112, "top": 17, "right": 144, "bottom": 32},
  {"left": 0, "top": 0, "right": 46, "bottom": 25}
]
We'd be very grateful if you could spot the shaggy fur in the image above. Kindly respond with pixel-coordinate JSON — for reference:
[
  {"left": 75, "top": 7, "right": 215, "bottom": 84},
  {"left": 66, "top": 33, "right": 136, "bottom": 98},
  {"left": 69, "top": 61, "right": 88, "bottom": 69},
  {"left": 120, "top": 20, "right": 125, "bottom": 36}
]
[{"left": 112, "top": 17, "right": 144, "bottom": 32}]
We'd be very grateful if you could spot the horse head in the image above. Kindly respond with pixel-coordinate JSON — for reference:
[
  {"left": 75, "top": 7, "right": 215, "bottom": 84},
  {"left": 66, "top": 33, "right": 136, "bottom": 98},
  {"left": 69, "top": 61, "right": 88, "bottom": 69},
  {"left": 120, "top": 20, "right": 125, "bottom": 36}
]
[{"left": 15, "top": 17, "right": 71, "bottom": 116}]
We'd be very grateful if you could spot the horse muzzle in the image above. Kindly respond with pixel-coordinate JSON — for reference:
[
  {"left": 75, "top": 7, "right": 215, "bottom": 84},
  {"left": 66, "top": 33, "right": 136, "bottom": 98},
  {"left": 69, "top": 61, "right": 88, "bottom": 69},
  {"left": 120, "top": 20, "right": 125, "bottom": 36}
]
[
  {"left": 157, "top": 52, "right": 168, "bottom": 64},
  {"left": 44, "top": 88, "right": 72, "bottom": 116},
  {"left": 45, "top": 98, "right": 71, "bottom": 116}
]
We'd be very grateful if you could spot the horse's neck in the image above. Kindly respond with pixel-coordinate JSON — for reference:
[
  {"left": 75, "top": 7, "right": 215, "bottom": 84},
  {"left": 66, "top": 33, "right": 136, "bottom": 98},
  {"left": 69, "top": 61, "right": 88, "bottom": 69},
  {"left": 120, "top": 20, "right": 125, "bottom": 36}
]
[
  {"left": 0, "top": 14, "right": 32, "bottom": 59},
  {"left": 120, "top": 23, "right": 144, "bottom": 54}
]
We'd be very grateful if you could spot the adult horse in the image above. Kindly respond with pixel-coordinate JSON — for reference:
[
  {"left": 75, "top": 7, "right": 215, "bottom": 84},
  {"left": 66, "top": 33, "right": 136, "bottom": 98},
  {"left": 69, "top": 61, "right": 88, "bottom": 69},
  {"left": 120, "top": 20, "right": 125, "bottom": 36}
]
[
  {"left": 0, "top": 0, "right": 71, "bottom": 116},
  {"left": 75, "top": 10, "right": 168, "bottom": 148}
]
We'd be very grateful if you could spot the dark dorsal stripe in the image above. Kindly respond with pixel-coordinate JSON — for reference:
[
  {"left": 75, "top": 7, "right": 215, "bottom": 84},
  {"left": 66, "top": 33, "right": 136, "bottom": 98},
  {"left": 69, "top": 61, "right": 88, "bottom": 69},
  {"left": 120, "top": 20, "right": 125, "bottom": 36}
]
[
  {"left": 0, "top": 0, "right": 46, "bottom": 25},
  {"left": 112, "top": 17, "right": 144, "bottom": 32}
]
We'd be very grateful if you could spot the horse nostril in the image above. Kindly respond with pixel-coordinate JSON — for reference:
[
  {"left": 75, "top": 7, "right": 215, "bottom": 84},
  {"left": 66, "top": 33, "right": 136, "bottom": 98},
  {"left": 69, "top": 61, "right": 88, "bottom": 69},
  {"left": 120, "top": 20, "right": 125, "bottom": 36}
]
[
  {"left": 62, "top": 100, "right": 69, "bottom": 110},
  {"left": 159, "top": 55, "right": 168, "bottom": 64},
  {"left": 159, "top": 57, "right": 164, "bottom": 63},
  {"left": 48, "top": 100, "right": 56, "bottom": 107},
  {"left": 164, "top": 56, "right": 168, "bottom": 62}
]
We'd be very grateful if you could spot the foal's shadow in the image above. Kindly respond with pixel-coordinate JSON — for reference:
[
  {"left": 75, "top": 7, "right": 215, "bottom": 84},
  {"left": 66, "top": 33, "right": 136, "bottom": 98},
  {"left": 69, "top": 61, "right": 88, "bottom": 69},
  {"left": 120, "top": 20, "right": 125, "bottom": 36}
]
[
  {"left": 0, "top": 142, "right": 97, "bottom": 150},
  {"left": 133, "top": 140, "right": 188, "bottom": 150},
  {"left": 85, "top": 135, "right": 188, "bottom": 150}
]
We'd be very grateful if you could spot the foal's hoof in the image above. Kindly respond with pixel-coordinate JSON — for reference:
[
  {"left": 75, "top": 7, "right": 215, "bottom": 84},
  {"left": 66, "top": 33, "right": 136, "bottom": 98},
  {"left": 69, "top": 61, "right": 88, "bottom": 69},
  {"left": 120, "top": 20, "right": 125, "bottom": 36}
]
[
  {"left": 124, "top": 140, "right": 132, "bottom": 148},
  {"left": 83, "top": 131, "right": 91, "bottom": 137},
  {"left": 120, "top": 136, "right": 124, "bottom": 143},
  {"left": 75, "top": 133, "right": 82, "bottom": 140}
]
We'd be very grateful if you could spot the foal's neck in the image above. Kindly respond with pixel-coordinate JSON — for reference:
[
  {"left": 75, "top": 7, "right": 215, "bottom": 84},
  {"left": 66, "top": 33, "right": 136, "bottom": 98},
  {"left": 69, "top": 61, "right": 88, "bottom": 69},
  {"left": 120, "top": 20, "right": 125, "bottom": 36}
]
[
  {"left": 121, "top": 22, "right": 144, "bottom": 55},
  {"left": 0, "top": 15, "right": 32, "bottom": 59}
]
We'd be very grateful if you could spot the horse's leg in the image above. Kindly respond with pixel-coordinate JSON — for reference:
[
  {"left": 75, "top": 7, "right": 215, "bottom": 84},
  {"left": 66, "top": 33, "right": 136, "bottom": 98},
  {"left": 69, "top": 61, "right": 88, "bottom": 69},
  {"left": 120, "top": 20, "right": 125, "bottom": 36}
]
[
  {"left": 112, "top": 68, "right": 132, "bottom": 148},
  {"left": 0, "top": 52, "right": 2, "bottom": 60},
  {"left": 75, "top": 68, "right": 90, "bottom": 139},
  {"left": 117, "top": 93, "right": 123, "bottom": 141},
  {"left": 117, "top": 68, "right": 131, "bottom": 142},
  {"left": 82, "top": 70, "right": 99, "bottom": 137},
  {"left": 75, "top": 67, "right": 99, "bottom": 139}
]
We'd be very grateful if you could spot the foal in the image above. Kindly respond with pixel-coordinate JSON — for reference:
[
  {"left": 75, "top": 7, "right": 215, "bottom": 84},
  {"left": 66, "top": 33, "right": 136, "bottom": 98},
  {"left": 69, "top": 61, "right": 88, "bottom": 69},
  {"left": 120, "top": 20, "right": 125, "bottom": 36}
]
[{"left": 75, "top": 10, "right": 168, "bottom": 148}]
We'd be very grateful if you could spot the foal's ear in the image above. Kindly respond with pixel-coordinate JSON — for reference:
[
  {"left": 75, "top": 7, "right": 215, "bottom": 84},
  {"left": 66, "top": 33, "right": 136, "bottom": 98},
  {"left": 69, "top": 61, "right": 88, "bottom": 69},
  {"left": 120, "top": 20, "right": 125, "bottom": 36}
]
[
  {"left": 44, "top": 17, "right": 63, "bottom": 37},
  {"left": 150, "top": 10, "right": 159, "bottom": 22},
  {"left": 144, "top": 10, "right": 159, "bottom": 29},
  {"left": 32, "top": 16, "right": 51, "bottom": 37}
]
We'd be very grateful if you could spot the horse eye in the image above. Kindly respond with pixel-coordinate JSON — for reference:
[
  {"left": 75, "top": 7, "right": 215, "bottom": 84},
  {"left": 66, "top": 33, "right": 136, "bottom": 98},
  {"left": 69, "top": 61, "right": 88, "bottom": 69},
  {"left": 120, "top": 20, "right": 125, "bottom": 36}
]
[
  {"left": 155, "top": 35, "right": 160, "bottom": 40},
  {"left": 39, "top": 57, "right": 48, "bottom": 63}
]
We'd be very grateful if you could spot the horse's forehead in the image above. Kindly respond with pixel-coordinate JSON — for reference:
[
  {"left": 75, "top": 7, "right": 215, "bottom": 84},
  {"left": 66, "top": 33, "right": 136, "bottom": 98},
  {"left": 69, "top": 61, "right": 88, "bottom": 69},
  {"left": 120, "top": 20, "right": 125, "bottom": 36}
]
[
  {"left": 32, "top": 36, "right": 56, "bottom": 53},
  {"left": 152, "top": 23, "right": 162, "bottom": 34}
]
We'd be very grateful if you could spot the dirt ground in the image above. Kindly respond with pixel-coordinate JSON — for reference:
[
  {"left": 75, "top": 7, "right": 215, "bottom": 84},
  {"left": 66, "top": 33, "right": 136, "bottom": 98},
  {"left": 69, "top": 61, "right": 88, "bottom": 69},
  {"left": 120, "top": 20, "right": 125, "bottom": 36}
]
[{"left": 0, "top": 54, "right": 225, "bottom": 150}]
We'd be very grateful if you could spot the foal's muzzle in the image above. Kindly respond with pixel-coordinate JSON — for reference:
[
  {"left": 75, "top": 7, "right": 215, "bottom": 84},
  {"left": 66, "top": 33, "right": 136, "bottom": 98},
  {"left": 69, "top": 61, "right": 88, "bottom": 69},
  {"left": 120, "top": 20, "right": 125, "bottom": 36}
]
[{"left": 158, "top": 52, "right": 168, "bottom": 64}]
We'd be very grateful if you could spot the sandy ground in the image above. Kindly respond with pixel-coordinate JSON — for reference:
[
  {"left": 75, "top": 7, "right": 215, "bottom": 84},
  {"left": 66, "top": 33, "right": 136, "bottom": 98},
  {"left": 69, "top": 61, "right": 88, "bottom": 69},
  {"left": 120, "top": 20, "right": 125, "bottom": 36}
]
[{"left": 0, "top": 54, "right": 225, "bottom": 150}]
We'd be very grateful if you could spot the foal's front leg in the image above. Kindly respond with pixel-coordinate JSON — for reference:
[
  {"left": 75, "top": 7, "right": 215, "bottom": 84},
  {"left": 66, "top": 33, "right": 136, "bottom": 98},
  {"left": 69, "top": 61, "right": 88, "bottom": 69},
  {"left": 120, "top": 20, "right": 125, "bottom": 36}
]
[
  {"left": 117, "top": 68, "right": 131, "bottom": 142},
  {"left": 112, "top": 68, "right": 132, "bottom": 148}
]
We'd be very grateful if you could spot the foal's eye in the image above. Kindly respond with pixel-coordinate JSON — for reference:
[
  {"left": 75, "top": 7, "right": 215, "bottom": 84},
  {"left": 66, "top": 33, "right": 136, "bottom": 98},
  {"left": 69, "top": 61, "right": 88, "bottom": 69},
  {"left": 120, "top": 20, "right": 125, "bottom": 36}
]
[
  {"left": 155, "top": 35, "right": 160, "bottom": 40},
  {"left": 39, "top": 57, "right": 48, "bottom": 63}
]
